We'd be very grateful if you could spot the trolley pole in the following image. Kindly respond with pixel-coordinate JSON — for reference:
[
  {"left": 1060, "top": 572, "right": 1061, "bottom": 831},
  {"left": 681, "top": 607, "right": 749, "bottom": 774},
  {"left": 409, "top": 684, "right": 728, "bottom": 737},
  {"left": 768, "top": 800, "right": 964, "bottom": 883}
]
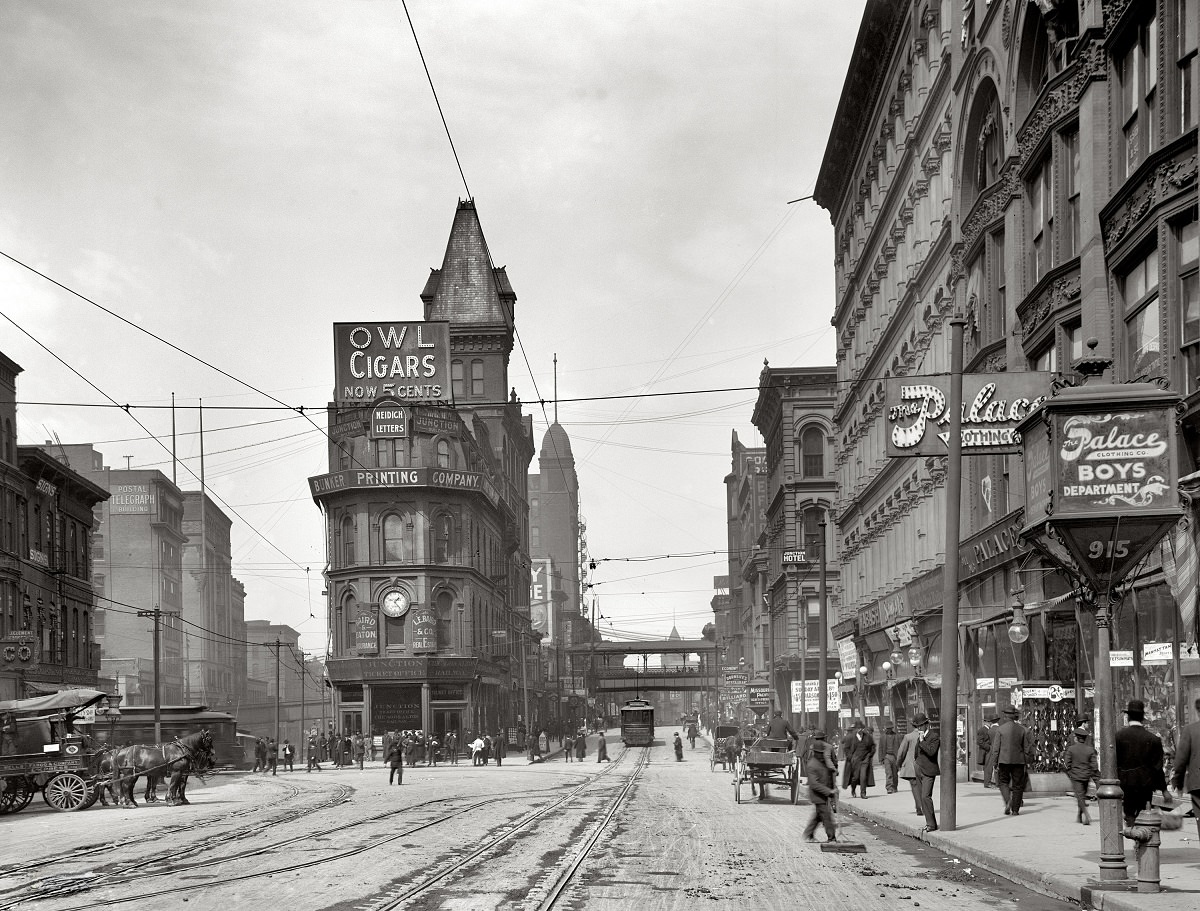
[
  {"left": 818, "top": 518, "right": 829, "bottom": 735},
  {"left": 273, "top": 638, "right": 281, "bottom": 750},
  {"left": 138, "top": 606, "right": 179, "bottom": 744}
]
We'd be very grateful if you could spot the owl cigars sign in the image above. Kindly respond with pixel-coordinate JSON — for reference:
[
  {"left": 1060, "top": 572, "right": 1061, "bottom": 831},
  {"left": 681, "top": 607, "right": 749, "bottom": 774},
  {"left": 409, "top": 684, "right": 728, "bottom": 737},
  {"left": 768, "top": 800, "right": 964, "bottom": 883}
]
[
  {"left": 885, "top": 373, "right": 1051, "bottom": 457},
  {"left": 333, "top": 322, "right": 452, "bottom": 406}
]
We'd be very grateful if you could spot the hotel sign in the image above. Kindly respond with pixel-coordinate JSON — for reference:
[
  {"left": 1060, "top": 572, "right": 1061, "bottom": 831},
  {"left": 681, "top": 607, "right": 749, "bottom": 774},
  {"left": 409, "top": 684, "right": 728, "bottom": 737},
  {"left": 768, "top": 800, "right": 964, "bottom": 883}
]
[
  {"left": 886, "top": 373, "right": 1050, "bottom": 457},
  {"left": 333, "top": 322, "right": 451, "bottom": 406}
]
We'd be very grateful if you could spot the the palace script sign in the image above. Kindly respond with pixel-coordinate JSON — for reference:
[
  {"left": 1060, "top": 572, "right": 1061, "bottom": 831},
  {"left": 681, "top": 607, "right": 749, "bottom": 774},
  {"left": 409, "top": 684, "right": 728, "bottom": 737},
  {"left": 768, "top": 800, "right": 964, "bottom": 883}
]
[
  {"left": 333, "top": 322, "right": 451, "bottom": 406},
  {"left": 1054, "top": 410, "right": 1173, "bottom": 516},
  {"left": 886, "top": 373, "right": 1051, "bottom": 457}
]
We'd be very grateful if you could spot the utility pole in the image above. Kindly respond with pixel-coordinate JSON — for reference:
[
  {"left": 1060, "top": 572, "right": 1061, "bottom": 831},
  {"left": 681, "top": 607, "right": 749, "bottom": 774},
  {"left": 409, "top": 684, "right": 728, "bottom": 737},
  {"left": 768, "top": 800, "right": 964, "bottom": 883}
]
[
  {"left": 298, "top": 649, "right": 306, "bottom": 759},
  {"left": 273, "top": 637, "right": 281, "bottom": 749},
  {"left": 939, "top": 316, "right": 966, "bottom": 831},
  {"left": 818, "top": 517, "right": 829, "bottom": 735},
  {"left": 138, "top": 606, "right": 180, "bottom": 743}
]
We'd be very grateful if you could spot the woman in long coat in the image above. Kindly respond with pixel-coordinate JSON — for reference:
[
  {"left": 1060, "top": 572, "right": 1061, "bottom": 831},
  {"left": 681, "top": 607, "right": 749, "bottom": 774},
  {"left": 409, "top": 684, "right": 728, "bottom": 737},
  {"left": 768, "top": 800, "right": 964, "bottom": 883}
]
[{"left": 574, "top": 732, "right": 586, "bottom": 761}]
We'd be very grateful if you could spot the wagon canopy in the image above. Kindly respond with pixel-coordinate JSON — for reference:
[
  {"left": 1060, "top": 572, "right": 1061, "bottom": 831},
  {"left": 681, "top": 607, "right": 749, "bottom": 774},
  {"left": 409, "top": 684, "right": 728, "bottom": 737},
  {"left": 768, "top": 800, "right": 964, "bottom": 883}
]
[{"left": 0, "top": 688, "right": 108, "bottom": 716}]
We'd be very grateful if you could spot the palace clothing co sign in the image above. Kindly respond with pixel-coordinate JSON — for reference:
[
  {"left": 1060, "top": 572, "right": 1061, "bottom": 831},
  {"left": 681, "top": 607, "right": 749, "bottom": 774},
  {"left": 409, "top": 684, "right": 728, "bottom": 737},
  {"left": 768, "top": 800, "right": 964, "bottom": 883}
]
[{"left": 886, "top": 373, "right": 1051, "bottom": 457}]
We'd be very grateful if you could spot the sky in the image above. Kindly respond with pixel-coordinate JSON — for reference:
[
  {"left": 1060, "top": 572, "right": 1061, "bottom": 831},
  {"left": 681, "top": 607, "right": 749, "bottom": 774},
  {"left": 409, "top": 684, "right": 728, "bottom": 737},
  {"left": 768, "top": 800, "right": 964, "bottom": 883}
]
[{"left": 0, "top": 1, "right": 865, "bottom": 657}]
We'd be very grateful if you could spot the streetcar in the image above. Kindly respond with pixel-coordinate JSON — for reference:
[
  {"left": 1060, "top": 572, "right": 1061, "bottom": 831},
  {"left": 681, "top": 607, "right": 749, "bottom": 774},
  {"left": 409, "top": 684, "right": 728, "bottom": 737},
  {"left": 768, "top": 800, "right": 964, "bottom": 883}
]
[
  {"left": 619, "top": 699, "right": 654, "bottom": 746},
  {"left": 93, "top": 704, "right": 242, "bottom": 768}
]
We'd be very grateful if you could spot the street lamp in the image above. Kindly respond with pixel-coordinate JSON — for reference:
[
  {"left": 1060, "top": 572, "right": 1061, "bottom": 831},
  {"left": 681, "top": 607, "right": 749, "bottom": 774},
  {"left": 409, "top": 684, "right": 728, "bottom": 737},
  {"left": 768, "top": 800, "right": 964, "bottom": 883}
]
[
  {"left": 1008, "top": 591, "right": 1030, "bottom": 644},
  {"left": 95, "top": 692, "right": 123, "bottom": 744}
]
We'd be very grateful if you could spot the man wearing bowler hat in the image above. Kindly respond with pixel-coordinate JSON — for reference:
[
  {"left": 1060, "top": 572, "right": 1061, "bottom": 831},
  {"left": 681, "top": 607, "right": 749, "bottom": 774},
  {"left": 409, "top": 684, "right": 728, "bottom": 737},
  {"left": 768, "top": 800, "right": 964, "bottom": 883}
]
[
  {"left": 1116, "top": 699, "right": 1167, "bottom": 826},
  {"left": 911, "top": 713, "right": 940, "bottom": 832},
  {"left": 988, "top": 705, "right": 1034, "bottom": 816}
]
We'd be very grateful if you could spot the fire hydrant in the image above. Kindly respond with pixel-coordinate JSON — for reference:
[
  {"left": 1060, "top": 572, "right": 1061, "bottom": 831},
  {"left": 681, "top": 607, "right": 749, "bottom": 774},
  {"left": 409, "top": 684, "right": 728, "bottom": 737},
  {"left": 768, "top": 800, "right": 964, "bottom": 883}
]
[{"left": 1121, "top": 807, "right": 1162, "bottom": 893}]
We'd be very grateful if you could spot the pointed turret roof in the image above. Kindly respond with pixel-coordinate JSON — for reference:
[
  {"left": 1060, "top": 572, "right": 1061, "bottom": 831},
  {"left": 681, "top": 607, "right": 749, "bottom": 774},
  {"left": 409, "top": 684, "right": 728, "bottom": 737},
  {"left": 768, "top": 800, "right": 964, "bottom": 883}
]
[
  {"left": 421, "top": 199, "right": 514, "bottom": 328},
  {"left": 668, "top": 625, "right": 681, "bottom": 640}
]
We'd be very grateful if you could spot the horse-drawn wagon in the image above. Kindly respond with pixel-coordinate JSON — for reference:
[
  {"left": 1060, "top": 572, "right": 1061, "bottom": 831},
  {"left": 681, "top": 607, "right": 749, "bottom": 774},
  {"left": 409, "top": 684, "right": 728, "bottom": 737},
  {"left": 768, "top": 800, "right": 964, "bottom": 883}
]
[
  {"left": 0, "top": 688, "right": 109, "bottom": 813},
  {"left": 732, "top": 735, "right": 801, "bottom": 804},
  {"left": 709, "top": 724, "right": 740, "bottom": 772}
]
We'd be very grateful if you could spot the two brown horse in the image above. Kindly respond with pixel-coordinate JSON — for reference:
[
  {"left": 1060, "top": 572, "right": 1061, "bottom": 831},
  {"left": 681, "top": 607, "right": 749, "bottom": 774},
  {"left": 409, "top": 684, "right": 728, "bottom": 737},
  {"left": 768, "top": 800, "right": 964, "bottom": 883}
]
[{"left": 111, "top": 730, "right": 215, "bottom": 807}]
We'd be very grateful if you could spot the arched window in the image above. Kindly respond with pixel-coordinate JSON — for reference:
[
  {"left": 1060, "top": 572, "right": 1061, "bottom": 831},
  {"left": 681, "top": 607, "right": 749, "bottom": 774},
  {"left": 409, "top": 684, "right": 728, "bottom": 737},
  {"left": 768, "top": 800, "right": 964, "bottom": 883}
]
[
  {"left": 433, "top": 512, "right": 455, "bottom": 564},
  {"left": 340, "top": 515, "right": 355, "bottom": 566},
  {"left": 436, "top": 591, "right": 454, "bottom": 649},
  {"left": 802, "top": 506, "right": 826, "bottom": 553},
  {"left": 961, "top": 81, "right": 1003, "bottom": 205},
  {"left": 800, "top": 426, "right": 825, "bottom": 478},
  {"left": 383, "top": 514, "right": 410, "bottom": 563},
  {"left": 341, "top": 593, "right": 357, "bottom": 653},
  {"left": 437, "top": 439, "right": 451, "bottom": 468}
]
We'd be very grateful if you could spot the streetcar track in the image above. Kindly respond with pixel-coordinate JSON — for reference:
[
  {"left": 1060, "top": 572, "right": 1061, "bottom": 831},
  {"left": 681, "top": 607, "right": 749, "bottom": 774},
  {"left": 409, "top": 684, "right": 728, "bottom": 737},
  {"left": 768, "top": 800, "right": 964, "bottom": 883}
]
[
  {"left": 369, "top": 747, "right": 641, "bottom": 911},
  {"left": 536, "top": 747, "right": 650, "bottom": 910},
  {"left": 0, "top": 777, "right": 322, "bottom": 878},
  {"left": 0, "top": 782, "right": 584, "bottom": 911}
]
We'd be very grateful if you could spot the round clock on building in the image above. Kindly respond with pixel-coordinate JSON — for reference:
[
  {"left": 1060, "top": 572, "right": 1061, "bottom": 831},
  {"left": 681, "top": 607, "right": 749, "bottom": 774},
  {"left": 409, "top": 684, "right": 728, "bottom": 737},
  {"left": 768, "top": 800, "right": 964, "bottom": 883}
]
[{"left": 381, "top": 590, "right": 410, "bottom": 618}]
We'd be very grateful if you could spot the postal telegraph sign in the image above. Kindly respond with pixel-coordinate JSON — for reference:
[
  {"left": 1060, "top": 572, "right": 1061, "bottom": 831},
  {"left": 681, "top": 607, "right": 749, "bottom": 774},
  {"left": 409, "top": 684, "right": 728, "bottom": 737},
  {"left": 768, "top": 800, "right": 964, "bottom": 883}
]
[{"left": 886, "top": 373, "right": 1051, "bottom": 457}]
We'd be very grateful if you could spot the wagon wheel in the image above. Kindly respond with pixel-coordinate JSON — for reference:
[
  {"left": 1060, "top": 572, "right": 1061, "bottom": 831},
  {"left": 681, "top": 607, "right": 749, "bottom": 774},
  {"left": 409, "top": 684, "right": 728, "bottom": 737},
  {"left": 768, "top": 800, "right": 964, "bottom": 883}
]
[
  {"left": 734, "top": 760, "right": 744, "bottom": 804},
  {"left": 790, "top": 761, "right": 801, "bottom": 805},
  {"left": 43, "top": 772, "right": 91, "bottom": 811},
  {"left": 80, "top": 785, "right": 101, "bottom": 810},
  {"left": 1, "top": 777, "right": 34, "bottom": 814}
]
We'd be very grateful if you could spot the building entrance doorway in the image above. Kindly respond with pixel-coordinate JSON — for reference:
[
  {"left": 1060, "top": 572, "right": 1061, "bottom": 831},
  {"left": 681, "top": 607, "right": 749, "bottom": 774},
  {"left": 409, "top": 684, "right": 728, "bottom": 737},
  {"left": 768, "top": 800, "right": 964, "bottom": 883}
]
[
  {"left": 433, "top": 708, "right": 463, "bottom": 750},
  {"left": 341, "top": 711, "right": 362, "bottom": 735}
]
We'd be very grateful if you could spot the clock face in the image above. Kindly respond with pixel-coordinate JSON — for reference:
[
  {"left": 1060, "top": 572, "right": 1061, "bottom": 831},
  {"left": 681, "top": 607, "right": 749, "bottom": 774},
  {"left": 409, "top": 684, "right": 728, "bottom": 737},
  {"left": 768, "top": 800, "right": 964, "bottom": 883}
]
[{"left": 381, "top": 590, "right": 409, "bottom": 618}]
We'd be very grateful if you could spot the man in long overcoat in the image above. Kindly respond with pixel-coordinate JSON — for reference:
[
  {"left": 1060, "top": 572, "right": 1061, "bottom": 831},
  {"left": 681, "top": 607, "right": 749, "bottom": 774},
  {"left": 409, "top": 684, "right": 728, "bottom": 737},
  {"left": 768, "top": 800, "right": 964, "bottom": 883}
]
[
  {"left": 802, "top": 731, "right": 838, "bottom": 843},
  {"left": 896, "top": 723, "right": 923, "bottom": 816},
  {"left": 1172, "top": 696, "right": 1200, "bottom": 840},
  {"left": 844, "top": 720, "right": 876, "bottom": 798},
  {"left": 978, "top": 713, "right": 1000, "bottom": 787},
  {"left": 988, "top": 706, "right": 1034, "bottom": 815},
  {"left": 879, "top": 723, "right": 902, "bottom": 794},
  {"left": 1117, "top": 699, "right": 1167, "bottom": 825}
]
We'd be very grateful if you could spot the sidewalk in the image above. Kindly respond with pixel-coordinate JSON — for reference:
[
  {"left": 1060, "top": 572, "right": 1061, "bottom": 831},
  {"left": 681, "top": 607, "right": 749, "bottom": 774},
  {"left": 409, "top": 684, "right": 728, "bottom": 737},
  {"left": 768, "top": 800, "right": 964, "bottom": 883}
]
[{"left": 838, "top": 779, "right": 1200, "bottom": 911}]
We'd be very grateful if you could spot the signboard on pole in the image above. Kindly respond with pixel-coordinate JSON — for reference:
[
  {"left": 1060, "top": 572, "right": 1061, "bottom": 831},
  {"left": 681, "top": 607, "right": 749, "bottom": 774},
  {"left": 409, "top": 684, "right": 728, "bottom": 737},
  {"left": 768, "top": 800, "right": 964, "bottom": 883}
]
[
  {"left": 791, "top": 679, "right": 839, "bottom": 713},
  {"left": 886, "top": 373, "right": 1050, "bottom": 457}
]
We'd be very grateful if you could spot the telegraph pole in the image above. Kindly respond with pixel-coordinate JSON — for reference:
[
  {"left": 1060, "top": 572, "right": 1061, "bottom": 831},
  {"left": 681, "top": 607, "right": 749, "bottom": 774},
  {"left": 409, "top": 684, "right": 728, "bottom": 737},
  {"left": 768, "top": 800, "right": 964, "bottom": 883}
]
[
  {"left": 298, "top": 650, "right": 306, "bottom": 758},
  {"left": 818, "top": 517, "right": 829, "bottom": 735},
  {"left": 273, "top": 638, "right": 281, "bottom": 749},
  {"left": 138, "top": 606, "right": 180, "bottom": 743}
]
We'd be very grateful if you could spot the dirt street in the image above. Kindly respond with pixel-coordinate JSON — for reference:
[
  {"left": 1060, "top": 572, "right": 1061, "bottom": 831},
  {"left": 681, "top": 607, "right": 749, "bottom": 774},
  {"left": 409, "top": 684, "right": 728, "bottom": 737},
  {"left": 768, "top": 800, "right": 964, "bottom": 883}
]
[{"left": 0, "top": 736, "right": 1072, "bottom": 911}]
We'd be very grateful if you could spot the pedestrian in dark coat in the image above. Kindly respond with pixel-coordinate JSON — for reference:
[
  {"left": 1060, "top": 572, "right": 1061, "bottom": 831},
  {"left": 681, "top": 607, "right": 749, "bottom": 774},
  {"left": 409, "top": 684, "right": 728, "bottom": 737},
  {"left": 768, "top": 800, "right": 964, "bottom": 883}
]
[
  {"left": 988, "top": 706, "right": 1034, "bottom": 815},
  {"left": 253, "top": 738, "right": 267, "bottom": 773},
  {"left": 802, "top": 731, "right": 838, "bottom": 843},
  {"left": 353, "top": 733, "right": 366, "bottom": 770},
  {"left": 597, "top": 732, "right": 610, "bottom": 762},
  {"left": 307, "top": 732, "right": 322, "bottom": 771},
  {"left": 844, "top": 721, "right": 876, "bottom": 798},
  {"left": 266, "top": 738, "right": 278, "bottom": 775},
  {"left": 912, "top": 713, "right": 939, "bottom": 831},
  {"left": 386, "top": 737, "right": 404, "bottom": 785},
  {"left": 1171, "top": 696, "right": 1200, "bottom": 841},
  {"left": 445, "top": 730, "right": 459, "bottom": 765},
  {"left": 896, "top": 725, "right": 923, "bottom": 816},
  {"left": 574, "top": 732, "right": 586, "bottom": 761},
  {"left": 880, "top": 724, "right": 902, "bottom": 794},
  {"left": 673, "top": 732, "right": 684, "bottom": 761},
  {"left": 1064, "top": 724, "right": 1099, "bottom": 824},
  {"left": 1116, "top": 699, "right": 1167, "bottom": 825},
  {"left": 493, "top": 733, "right": 506, "bottom": 767},
  {"left": 979, "top": 714, "right": 1000, "bottom": 788},
  {"left": 564, "top": 732, "right": 575, "bottom": 762},
  {"left": 282, "top": 739, "right": 295, "bottom": 772}
]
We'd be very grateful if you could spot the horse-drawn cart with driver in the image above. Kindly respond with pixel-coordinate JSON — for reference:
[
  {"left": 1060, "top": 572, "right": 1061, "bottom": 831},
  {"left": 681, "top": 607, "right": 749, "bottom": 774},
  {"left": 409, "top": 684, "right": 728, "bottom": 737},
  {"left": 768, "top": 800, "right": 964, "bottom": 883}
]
[
  {"left": 0, "top": 688, "right": 110, "bottom": 813},
  {"left": 732, "top": 735, "right": 802, "bottom": 804}
]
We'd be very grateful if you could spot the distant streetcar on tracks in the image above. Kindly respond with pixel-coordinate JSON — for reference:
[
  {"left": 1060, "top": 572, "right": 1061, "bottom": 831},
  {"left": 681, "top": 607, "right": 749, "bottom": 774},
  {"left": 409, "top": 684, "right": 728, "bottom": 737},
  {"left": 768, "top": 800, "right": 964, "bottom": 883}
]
[{"left": 619, "top": 699, "right": 654, "bottom": 746}]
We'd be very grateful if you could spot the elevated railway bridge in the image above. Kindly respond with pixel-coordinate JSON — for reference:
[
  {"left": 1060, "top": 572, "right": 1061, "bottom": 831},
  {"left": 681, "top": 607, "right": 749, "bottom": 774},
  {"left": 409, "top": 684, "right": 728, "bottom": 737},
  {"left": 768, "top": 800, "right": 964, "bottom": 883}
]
[{"left": 566, "top": 638, "right": 718, "bottom": 696}]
